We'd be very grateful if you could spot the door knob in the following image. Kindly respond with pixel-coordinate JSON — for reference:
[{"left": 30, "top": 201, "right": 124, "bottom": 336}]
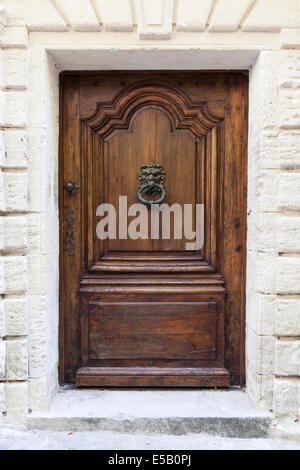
[{"left": 64, "top": 180, "right": 80, "bottom": 195}]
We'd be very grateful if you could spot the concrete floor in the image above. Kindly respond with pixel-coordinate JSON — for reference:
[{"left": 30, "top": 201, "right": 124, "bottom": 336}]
[{"left": 1, "top": 426, "right": 300, "bottom": 450}]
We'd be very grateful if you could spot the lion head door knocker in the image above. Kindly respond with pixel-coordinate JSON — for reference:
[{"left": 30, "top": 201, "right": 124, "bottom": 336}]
[{"left": 137, "top": 162, "right": 167, "bottom": 207}]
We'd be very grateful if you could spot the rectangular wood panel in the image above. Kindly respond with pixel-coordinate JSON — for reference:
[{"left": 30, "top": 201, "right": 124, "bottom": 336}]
[
  {"left": 76, "top": 367, "right": 230, "bottom": 387},
  {"left": 88, "top": 302, "right": 217, "bottom": 360}
]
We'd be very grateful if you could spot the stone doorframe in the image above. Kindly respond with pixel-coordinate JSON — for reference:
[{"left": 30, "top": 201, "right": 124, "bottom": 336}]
[{"left": 0, "top": 23, "right": 300, "bottom": 438}]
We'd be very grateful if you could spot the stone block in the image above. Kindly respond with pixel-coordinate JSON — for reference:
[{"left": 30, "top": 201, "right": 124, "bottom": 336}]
[
  {"left": 3, "top": 49, "right": 27, "bottom": 89},
  {"left": 276, "top": 299, "right": 300, "bottom": 336},
  {"left": 55, "top": 0, "right": 100, "bottom": 31},
  {"left": 4, "top": 256, "right": 28, "bottom": 295},
  {"left": 1, "top": 216, "right": 27, "bottom": 253},
  {"left": 3, "top": 91, "right": 27, "bottom": 128},
  {"left": 273, "top": 378, "right": 300, "bottom": 418},
  {"left": 0, "top": 27, "right": 28, "bottom": 48},
  {"left": 246, "top": 293, "right": 275, "bottom": 336},
  {"left": 94, "top": 0, "right": 132, "bottom": 31},
  {"left": 6, "top": 339, "right": 28, "bottom": 380},
  {"left": 5, "top": 299, "right": 28, "bottom": 336},
  {"left": 2, "top": 131, "right": 28, "bottom": 168},
  {"left": 275, "top": 340, "right": 300, "bottom": 376},
  {"left": 209, "top": 0, "right": 254, "bottom": 32},
  {"left": 177, "top": 0, "right": 213, "bottom": 32},
  {"left": 277, "top": 257, "right": 300, "bottom": 294},
  {"left": 0, "top": 340, "right": 6, "bottom": 378},
  {"left": 278, "top": 216, "right": 300, "bottom": 252},
  {"left": 4, "top": 382, "right": 28, "bottom": 423},
  {"left": 4, "top": 172, "right": 28, "bottom": 212},
  {"left": 243, "top": 0, "right": 300, "bottom": 32}
]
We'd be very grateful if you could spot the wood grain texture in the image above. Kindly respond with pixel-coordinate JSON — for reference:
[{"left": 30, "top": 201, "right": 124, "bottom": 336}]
[
  {"left": 88, "top": 302, "right": 218, "bottom": 360},
  {"left": 76, "top": 367, "right": 230, "bottom": 387},
  {"left": 59, "top": 72, "right": 248, "bottom": 387}
]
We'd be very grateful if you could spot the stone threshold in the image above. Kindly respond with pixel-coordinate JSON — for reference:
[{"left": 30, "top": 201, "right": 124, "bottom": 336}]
[{"left": 27, "top": 388, "right": 272, "bottom": 438}]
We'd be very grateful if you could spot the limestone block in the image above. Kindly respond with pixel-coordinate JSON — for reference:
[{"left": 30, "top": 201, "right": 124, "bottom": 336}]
[
  {"left": 0, "top": 91, "right": 4, "bottom": 126},
  {"left": 277, "top": 257, "right": 300, "bottom": 294},
  {"left": 280, "top": 87, "right": 300, "bottom": 129},
  {"left": 27, "top": 127, "right": 44, "bottom": 167},
  {"left": 273, "top": 378, "right": 300, "bottom": 418},
  {"left": 251, "top": 129, "right": 280, "bottom": 170},
  {"left": 27, "top": 213, "right": 41, "bottom": 255},
  {"left": 0, "top": 383, "right": 5, "bottom": 416},
  {"left": 246, "top": 360, "right": 262, "bottom": 405},
  {"left": 55, "top": 0, "right": 100, "bottom": 31},
  {"left": 246, "top": 293, "right": 275, "bottom": 336},
  {"left": 28, "top": 163, "right": 41, "bottom": 212},
  {"left": 28, "top": 256, "right": 45, "bottom": 295},
  {"left": 243, "top": 0, "right": 300, "bottom": 32},
  {"left": 0, "top": 259, "right": 5, "bottom": 295},
  {"left": 247, "top": 212, "right": 277, "bottom": 253},
  {"left": 247, "top": 170, "right": 279, "bottom": 212},
  {"left": 0, "top": 6, "right": 8, "bottom": 33},
  {"left": 3, "top": 91, "right": 27, "bottom": 127},
  {"left": 94, "top": 0, "right": 132, "bottom": 31},
  {"left": 246, "top": 361, "right": 273, "bottom": 410},
  {"left": 5, "top": 299, "right": 28, "bottom": 336},
  {"left": 0, "top": 131, "right": 4, "bottom": 167},
  {"left": 6, "top": 339, "right": 28, "bottom": 380},
  {"left": 4, "top": 257, "right": 28, "bottom": 295},
  {"left": 278, "top": 216, "right": 300, "bottom": 253},
  {"left": 249, "top": 52, "right": 279, "bottom": 133},
  {"left": 0, "top": 172, "right": 5, "bottom": 212},
  {"left": 135, "top": 0, "right": 173, "bottom": 39},
  {"left": 279, "top": 52, "right": 300, "bottom": 128},
  {"left": 28, "top": 295, "right": 46, "bottom": 378},
  {"left": 261, "top": 375, "right": 274, "bottom": 411},
  {"left": 279, "top": 51, "right": 300, "bottom": 86},
  {"left": 4, "top": 382, "right": 28, "bottom": 423},
  {"left": 28, "top": 377, "right": 47, "bottom": 412},
  {"left": 0, "top": 27, "right": 28, "bottom": 48},
  {"left": 261, "top": 337, "right": 275, "bottom": 376},
  {"left": 3, "top": 0, "right": 67, "bottom": 31},
  {"left": 275, "top": 340, "right": 300, "bottom": 376},
  {"left": 3, "top": 49, "right": 27, "bottom": 89},
  {"left": 0, "top": 300, "right": 5, "bottom": 337},
  {"left": 247, "top": 328, "right": 275, "bottom": 375},
  {"left": 276, "top": 299, "right": 300, "bottom": 336},
  {"left": 278, "top": 173, "right": 300, "bottom": 211},
  {"left": 247, "top": 251, "right": 277, "bottom": 295},
  {"left": 279, "top": 130, "right": 300, "bottom": 170},
  {"left": 0, "top": 340, "right": 6, "bottom": 378},
  {"left": 0, "top": 51, "right": 4, "bottom": 89},
  {"left": 41, "top": 212, "right": 59, "bottom": 255},
  {"left": 4, "top": 172, "right": 28, "bottom": 212},
  {"left": 1, "top": 216, "right": 27, "bottom": 253},
  {"left": 2, "top": 131, "right": 28, "bottom": 168},
  {"left": 209, "top": 0, "right": 254, "bottom": 32},
  {"left": 281, "top": 29, "right": 300, "bottom": 50},
  {"left": 177, "top": 0, "right": 213, "bottom": 32}
]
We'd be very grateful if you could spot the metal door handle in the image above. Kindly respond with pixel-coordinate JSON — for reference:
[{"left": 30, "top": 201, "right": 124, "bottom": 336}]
[
  {"left": 137, "top": 162, "right": 166, "bottom": 207},
  {"left": 138, "top": 182, "right": 166, "bottom": 206}
]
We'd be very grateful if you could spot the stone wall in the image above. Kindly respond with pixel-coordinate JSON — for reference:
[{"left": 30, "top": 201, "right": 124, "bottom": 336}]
[
  {"left": 247, "top": 51, "right": 300, "bottom": 437},
  {"left": 0, "top": 0, "right": 299, "bottom": 437}
]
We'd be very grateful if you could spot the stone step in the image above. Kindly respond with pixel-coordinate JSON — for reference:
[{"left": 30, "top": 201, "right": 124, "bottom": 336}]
[
  {"left": 27, "top": 388, "right": 272, "bottom": 439},
  {"left": 4, "top": 427, "right": 300, "bottom": 450}
]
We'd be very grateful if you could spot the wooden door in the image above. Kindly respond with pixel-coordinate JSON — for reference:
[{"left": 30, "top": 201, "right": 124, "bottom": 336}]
[{"left": 59, "top": 72, "right": 248, "bottom": 387}]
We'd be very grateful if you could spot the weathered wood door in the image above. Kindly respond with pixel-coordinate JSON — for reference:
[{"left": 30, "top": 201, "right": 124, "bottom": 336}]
[{"left": 59, "top": 72, "right": 247, "bottom": 387}]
